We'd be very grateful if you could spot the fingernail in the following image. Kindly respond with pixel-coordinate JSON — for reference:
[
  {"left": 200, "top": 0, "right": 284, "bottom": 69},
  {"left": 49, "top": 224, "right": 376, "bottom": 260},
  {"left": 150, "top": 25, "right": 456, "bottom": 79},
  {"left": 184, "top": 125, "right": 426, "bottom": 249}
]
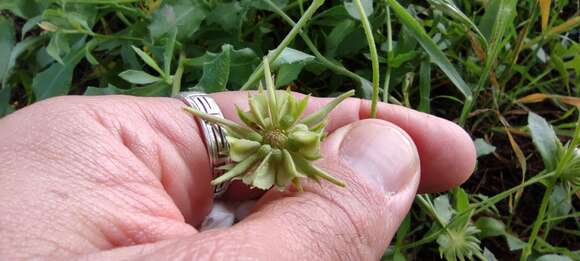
[{"left": 339, "top": 120, "right": 419, "bottom": 194}]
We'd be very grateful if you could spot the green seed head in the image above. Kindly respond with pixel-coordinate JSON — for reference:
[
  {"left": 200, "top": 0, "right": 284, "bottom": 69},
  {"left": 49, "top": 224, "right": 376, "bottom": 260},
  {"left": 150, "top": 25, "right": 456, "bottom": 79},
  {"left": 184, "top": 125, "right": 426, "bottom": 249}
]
[{"left": 186, "top": 57, "right": 354, "bottom": 191}]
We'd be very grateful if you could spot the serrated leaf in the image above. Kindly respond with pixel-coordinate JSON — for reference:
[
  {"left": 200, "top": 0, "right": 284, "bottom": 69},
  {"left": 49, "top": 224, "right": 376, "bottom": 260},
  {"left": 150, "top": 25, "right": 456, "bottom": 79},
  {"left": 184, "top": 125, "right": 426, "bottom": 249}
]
[
  {"left": 195, "top": 45, "right": 231, "bottom": 92},
  {"left": 149, "top": 0, "right": 207, "bottom": 40},
  {"left": 344, "top": 0, "right": 373, "bottom": 20},
  {"left": 206, "top": 2, "right": 245, "bottom": 32},
  {"left": 276, "top": 63, "right": 305, "bottom": 87},
  {"left": 119, "top": 70, "right": 162, "bottom": 85},
  {"left": 474, "top": 138, "right": 496, "bottom": 157},
  {"left": 528, "top": 112, "right": 561, "bottom": 170}
]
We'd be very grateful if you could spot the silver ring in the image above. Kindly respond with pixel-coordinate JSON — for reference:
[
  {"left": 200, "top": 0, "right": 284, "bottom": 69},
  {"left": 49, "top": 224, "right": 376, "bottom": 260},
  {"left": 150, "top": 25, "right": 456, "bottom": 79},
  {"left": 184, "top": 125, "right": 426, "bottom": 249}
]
[{"left": 177, "top": 92, "right": 230, "bottom": 198}]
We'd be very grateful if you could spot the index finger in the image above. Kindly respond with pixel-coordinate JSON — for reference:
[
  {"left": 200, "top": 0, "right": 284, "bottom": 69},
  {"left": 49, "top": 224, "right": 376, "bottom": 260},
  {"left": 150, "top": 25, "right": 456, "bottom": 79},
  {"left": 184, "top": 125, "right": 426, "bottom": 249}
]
[{"left": 210, "top": 91, "right": 476, "bottom": 194}]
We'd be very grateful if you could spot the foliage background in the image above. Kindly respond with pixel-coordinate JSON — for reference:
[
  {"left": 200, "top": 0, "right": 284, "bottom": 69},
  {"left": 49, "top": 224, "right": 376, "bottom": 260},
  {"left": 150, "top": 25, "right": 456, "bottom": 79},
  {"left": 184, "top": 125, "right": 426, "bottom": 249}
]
[{"left": 0, "top": 0, "right": 579, "bottom": 260}]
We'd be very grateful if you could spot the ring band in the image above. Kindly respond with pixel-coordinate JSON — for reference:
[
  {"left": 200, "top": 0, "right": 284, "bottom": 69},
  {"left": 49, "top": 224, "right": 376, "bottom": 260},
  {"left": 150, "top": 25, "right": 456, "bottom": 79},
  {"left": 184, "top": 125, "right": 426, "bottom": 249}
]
[{"left": 177, "top": 92, "right": 230, "bottom": 198}]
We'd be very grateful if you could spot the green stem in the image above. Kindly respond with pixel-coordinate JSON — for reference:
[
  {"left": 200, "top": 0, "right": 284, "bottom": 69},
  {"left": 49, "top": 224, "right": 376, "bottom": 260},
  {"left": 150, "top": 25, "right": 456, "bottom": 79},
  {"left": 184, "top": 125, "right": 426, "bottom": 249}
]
[
  {"left": 263, "top": 0, "right": 372, "bottom": 95},
  {"left": 382, "top": 5, "right": 393, "bottom": 103},
  {"left": 520, "top": 179, "right": 555, "bottom": 260},
  {"left": 353, "top": 0, "right": 380, "bottom": 118},
  {"left": 240, "top": 0, "right": 325, "bottom": 90},
  {"left": 171, "top": 52, "right": 185, "bottom": 97}
]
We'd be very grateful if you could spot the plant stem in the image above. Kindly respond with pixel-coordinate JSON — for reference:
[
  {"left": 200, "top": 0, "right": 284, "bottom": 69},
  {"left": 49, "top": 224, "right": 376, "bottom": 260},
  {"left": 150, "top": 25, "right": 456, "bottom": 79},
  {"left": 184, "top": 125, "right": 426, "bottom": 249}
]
[
  {"left": 263, "top": 0, "right": 362, "bottom": 85},
  {"left": 520, "top": 179, "right": 555, "bottom": 260},
  {"left": 240, "top": 0, "right": 325, "bottom": 90},
  {"left": 382, "top": 4, "right": 393, "bottom": 103},
  {"left": 353, "top": 0, "right": 380, "bottom": 117},
  {"left": 171, "top": 52, "right": 185, "bottom": 97}
]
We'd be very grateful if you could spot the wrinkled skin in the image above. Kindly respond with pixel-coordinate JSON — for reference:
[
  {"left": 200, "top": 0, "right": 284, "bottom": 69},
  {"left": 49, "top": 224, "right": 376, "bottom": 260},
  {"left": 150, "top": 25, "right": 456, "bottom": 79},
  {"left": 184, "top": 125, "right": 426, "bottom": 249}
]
[{"left": 0, "top": 92, "right": 476, "bottom": 260}]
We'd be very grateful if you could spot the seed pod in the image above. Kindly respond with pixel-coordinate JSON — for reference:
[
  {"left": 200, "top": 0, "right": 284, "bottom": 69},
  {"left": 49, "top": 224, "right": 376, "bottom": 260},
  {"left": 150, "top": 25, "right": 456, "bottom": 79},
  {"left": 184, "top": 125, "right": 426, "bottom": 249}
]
[{"left": 185, "top": 56, "right": 353, "bottom": 191}]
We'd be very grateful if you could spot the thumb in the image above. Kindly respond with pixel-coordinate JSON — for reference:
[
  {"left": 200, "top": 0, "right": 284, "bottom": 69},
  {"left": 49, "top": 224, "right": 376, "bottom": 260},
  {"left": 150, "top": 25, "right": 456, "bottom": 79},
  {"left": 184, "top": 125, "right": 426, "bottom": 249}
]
[{"left": 85, "top": 119, "right": 421, "bottom": 260}]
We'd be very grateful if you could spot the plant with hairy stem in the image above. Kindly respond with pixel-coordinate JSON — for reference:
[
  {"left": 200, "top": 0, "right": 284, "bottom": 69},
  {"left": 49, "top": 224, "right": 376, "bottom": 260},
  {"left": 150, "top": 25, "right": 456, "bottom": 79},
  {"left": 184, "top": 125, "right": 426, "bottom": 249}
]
[{"left": 185, "top": 57, "right": 354, "bottom": 191}]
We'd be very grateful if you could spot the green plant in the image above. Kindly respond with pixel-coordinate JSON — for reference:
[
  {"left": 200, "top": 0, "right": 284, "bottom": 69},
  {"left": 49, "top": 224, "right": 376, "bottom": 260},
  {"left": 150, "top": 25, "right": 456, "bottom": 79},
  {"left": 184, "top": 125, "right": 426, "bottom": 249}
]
[{"left": 185, "top": 56, "right": 353, "bottom": 190}]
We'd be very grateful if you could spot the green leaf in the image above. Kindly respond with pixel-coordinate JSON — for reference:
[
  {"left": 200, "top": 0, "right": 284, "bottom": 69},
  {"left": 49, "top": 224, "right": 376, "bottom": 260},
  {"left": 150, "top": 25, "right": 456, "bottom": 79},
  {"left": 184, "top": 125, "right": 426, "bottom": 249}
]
[
  {"left": 84, "top": 83, "right": 170, "bottom": 97},
  {"left": 478, "top": 0, "right": 502, "bottom": 41},
  {"left": 427, "top": 0, "right": 488, "bottom": 49},
  {"left": 195, "top": 45, "right": 232, "bottom": 92},
  {"left": 119, "top": 70, "right": 162, "bottom": 85},
  {"left": 474, "top": 138, "right": 496, "bottom": 158},
  {"left": 475, "top": 217, "right": 505, "bottom": 238},
  {"left": 131, "top": 46, "right": 165, "bottom": 77},
  {"left": 3, "top": 36, "right": 44, "bottom": 88},
  {"left": 206, "top": 2, "right": 245, "bottom": 32},
  {"left": 385, "top": 0, "right": 472, "bottom": 99},
  {"left": 453, "top": 187, "right": 470, "bottom": 212},
  {"left": 504, "top": 233, "right": 526, "bottom": 251},
  {"left": 149, "top": 0, "right": 207, "bottom": 40},
  {"left": 344, "top": 0, "right": 373, "bottom": 20},
  {"left": 0, "top": 17, "right": 15, "bottom": 83},
  {"left": 547, "top": 184, "right": 572, "bottom": 223},
  {"left": 536, "top": 255, "right": 574, "bottom": 261},
  {"left": 251, "top": 0, "right": 289, "bottom": 11},
  {"left": 433, "top": 194, "right": 453, "bottom": 224},
  {"left": 276, "top": 63, "right": 305, "bottom": 87},
  {"left": 270, "top": 47, "right": 315, "bottom": 68},
  {"left": 46, "top": 33, "right": 70, "bottom": 64},
  {"left": 528, "top": 112, "right": 561, "bottom": 170},
  {"left": 0, "top": 86, "right": 13, "bottom": 117},
  {"left": 325, "top": 19, "right": 356, "bottom": 58},
  {"left": 32, "top": 40, "right": 85, "bottom": 100},
  {"left": 0, "top": 0, "right": 47, "bottom": 19}
]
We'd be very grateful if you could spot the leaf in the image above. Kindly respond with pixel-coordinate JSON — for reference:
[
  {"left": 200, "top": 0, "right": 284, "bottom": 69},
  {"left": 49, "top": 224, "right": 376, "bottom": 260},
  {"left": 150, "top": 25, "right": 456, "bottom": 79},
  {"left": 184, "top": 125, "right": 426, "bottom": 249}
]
[
  {"left": 195, "top": 44, "right": 231, "bottom": 92},
  {"left": 344, "top": 0, "right": 373, "bottom": 20},
  {"left": 539, "top": 0, "right": 552, "bottom": 32},
  {"left": 0, "top": 0, "right": 47, "bottom": 19},
  {"left": 483, "top": 248, "right": 498, "bottom": 261},
  {"left": 276, "top": 63, "right": 305, "bottom": 87},
  {"left": 453, "top": 187, "right": 470, "bottom": 212},
  {"left": 547, "top": 184, "right": 572, "bottom": 223},
  {"left": 427, "top": 0, "right": 488, "bottom": 49},
  {"left": 119, "top": 70, "right": 162, "bottom": 85},
  {"left": 0, "top": 86, "right": 13, "bottom": 117},
  {"left": 474, "top": 138, "right": 496, "bottom": 157},
  {"left": 386, "top": 0, "right": 472, "bottom": 99},
  {"left": 536, "top": 254, "right": 574, "bottom": 261},
  {"left": 206, "top": 2, "right": 245, "bottom": 32},
  {"left": 131, "top": 46, "right": 164, "bottom": 76},
  {"left": 32, "top": 39, "right": 85, "bottom": 100},
  {"left": 504, "top": 233, "right": 526, "bottom": 251},
  {"left": 3, "top": 36, "right": 44, "bottom": 88},
  {"left": 528, "top": 112, "right": 561, "bottom": 171},
  {"left": 433, "top": 195, "right": 453, "bottom": 224},
  {"left": 149, "top": 0, "right": 207, "bottom": 40},
  {"left": 270, "top": 47, "right": 315, "bottom": 68},
  {"left": 325, "top": 19, "right": 356, "bottom": 58},
  {"left": 251, "top": 0, "right": 288, "bottom": 11},
  {"left": 0, "top": 16, "right": 15, "bottom": 83},
  {"left": 475, "top": 217, "right": 505, "bottom": 238},
  {"left": 84, "top": 83, "right": 170, "bottom": 97},
  {"left": 46, "top": 33, "right": 70, "bottom": 64},
  {"left": 516, "top": 93, "right": 580, "bottom": 107}
]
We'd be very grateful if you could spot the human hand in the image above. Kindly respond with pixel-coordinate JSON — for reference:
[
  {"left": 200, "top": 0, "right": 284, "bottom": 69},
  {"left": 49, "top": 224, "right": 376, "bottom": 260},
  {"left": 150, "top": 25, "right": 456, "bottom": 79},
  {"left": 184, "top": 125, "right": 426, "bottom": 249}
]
[{"left": 0, "top": 92, "right": 475, "bottom": 260}]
